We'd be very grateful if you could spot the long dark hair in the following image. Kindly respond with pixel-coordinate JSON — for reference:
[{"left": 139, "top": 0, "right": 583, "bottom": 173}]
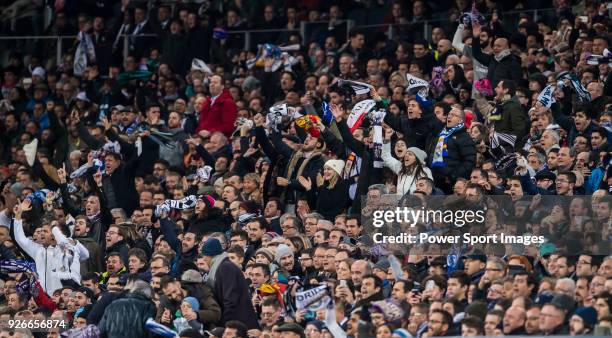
[{"left": 399, "top": 151, "right": 424, "bottom": 178}]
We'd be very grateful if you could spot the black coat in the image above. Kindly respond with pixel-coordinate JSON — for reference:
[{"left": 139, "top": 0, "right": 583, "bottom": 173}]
[
  {"left": 161, "top": 33, "right": 188, "bottom": 75},
  {"left": 472, "top": 39, "right": 522, "bottom": 88},
  {"left": 337, "top": 120, "right": 383, "bottom": 213},
  {"left": 315, "top": 179, "right": 350, "bottom": 221},
  {"left": 100, "top": 163, "right": 139, "bottom": 215},
  {"left": 98, "top": 292, "right": 157, "bottom": 338},
  {"left": 427, "top": 126, "right": 476, "bottom": 191},
  {"left": 213, "top": 257, "right": 259, "bottom": 329}
]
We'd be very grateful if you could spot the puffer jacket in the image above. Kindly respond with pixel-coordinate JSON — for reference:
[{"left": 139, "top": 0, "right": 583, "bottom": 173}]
[
  {"left": 13, "top": 219, "right": 81, "bottom": 295},
  {"left": 98, "top": 292, "right": 157, "bottom": 338},
  {"left": 427, "top": 126, "right": 476, "bottom": 187}
]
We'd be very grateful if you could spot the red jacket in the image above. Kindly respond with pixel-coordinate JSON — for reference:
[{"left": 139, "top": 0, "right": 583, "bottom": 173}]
[{"left": 196, "top": 89, "right": 238, "bottom": 138}]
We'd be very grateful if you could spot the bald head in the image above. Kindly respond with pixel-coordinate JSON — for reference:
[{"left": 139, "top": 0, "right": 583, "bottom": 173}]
[
  {"left": 493, "top": 38, "right": 509, "bottom": 55},
  {"left": 437, "top": 39, "right": 452, "bottom": 54},
  {"left": 351, "top": 259, "right": 372, "bottom": 285},
  {"left": 503, "top": 306, "right": 526, "bottom": 334}
]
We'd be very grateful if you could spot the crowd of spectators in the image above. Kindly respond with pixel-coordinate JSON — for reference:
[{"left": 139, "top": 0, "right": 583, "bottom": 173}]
[{"left": 0, "top": 0, "right": 611, "bottom": 337}]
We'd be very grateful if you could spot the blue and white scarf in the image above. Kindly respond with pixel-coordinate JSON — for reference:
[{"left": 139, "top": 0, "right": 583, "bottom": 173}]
[
  {"left": 557, "top": 71, "right": 592, "bottom": 103},
  {"left": 431, "top": 123, "right": 465, "bottom": 167}
]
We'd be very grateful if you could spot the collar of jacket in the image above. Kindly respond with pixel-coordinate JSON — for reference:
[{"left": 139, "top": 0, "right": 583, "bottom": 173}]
[
  {"left": 494, "top": 49, "right": 512, "bottom": 62},
  {"left": 497, "top": 94, "right": 513, "bottom": 103}
]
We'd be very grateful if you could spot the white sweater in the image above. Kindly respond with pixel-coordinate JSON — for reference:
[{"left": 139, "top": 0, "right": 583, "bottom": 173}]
[
  {"left": 13, "top": 219, "right": 81, "bottom": 295},
  {"left": 382, "top": 142, "right": 433, "bottom": 196}
]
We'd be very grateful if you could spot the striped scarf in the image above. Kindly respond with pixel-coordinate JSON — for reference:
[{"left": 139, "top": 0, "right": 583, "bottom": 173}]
[{"left": 431, "top": 123, "right": 464, "bottom": 167}]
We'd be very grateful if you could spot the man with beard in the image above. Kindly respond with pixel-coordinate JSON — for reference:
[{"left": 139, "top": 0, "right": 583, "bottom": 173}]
[
  {"left": 453, "top": 24, "right": 492, "bottom": 98},
  {"left": 426, "top": 309, "right": 454, "bottom": 337},
  {"left": 157, "top": 276, "right": 185, "bottom": 326},
  {"left": 67, "top": 215, "right": 103, "bottom": 275},
  {"left": 13, "top": 199, "right": 80, "bottom": 295},
  {"left": 472, "top": 24, "right": 522, "bottom": 87},
  {"left": 58, "top": 165, "right": 113, "bottom": 246},
  {"left": 160, "top": 212, "right": 200, "bottom": 274},
  {"left": 257, "top": 108, "right": 325, "bottom": 212}
]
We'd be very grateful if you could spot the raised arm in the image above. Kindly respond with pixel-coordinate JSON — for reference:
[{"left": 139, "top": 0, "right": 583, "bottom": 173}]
[
  {"left": 471, "top": 24, "right": 493, "bottom": 66},
  {"left": 52, "top": 226, "right": 90, "bottom": 261},
  {"left": 159, "top": 216, "right": 181, "bottom": 254},
  {"left": 12, "top": 201, "right": 41, "bottom": 259},
  {"left": 452, "top": 24, "right": 466, "bottom": 52},
  {"left": 381, "top": 141, "right": 401, "bottom": 174},
  {"left": 58, "top": 162, "right": 81, "bottom": 217}
]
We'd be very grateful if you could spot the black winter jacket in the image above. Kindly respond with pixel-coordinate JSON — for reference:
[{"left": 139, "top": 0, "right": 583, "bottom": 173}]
[
  {"left": 427, "top": 126, "right": 476, "bottom": 187},
  {"left": 98, "top": 292, "right": 157, "bottom": 338},
  {"left": 472, "top": 39, "right": 522, "bottom": 88}
]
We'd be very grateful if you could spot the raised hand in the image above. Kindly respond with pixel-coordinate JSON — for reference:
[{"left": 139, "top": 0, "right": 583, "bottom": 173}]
[
  {"left": 101, "top": 115, "right": 111, "bottom": 131},
  {"left": 472, "top": 22, "right": 481, "bottom": 37},
  {"left": 370, "top": 87, "right": 381, "bottom": 101},
  {"left": 57, "top": 163, "right": 67, "bottom": 184},
  {"left": 93, "top": 169, "right": 103, "bottom": 187},
  {"left": 330, "top": 103, "right": 344, "bottom": 121}
]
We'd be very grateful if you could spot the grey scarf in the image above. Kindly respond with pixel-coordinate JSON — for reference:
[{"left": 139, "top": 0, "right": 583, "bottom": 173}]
[
  {"left": 494, "top": 49, "right": 511, "bottom": 62},
  {"left": 206, "top": 252, "right": 229, "bottom": 288}
]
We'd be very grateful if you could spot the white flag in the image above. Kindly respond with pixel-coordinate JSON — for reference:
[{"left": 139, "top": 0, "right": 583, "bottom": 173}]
[
  {"left": 295, "top": 285, "right": 330, "bottom": 311},
  {"left": 406, "top": 73, "right": 429, "bottom": 92},
  {"left": 347, "top": 99, "right": 376, "bottom": 132},
  {"left": 191, "top": 58, "right": 212, "bottom": 74}
]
